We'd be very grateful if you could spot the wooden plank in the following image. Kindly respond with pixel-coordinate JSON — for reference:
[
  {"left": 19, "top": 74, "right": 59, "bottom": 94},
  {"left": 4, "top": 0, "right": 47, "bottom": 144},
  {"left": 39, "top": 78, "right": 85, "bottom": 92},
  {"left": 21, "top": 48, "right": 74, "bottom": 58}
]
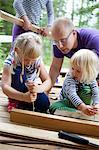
[
  {"left": 0, "top": 143, "right": 67, "bottom": 150},
  {"left": 0, "top": 144, "right": 38, "bottom": 150},
  {"left": 0, "top": 122, "right": 99, "bottom": 150},
  {"left": 55, "top": 109, "right": 99, "bottom": 122},
  {"left": 0, "top": 136, "right": 67, "bottom": 150},
  {"left": 0, "top": 10, "right": 40, "bottom": 34},
  {"left": 0, "top": 10, "right": 52, "bottom": 37},
  {"left": 0, "top": 122, "right": 81, "bottom": 149},
  {"left": 10, "top": 109, "right": 99, "bottom": 137},
  {"left": 0, "top": 81, "right": 99, "bottom": 149}
]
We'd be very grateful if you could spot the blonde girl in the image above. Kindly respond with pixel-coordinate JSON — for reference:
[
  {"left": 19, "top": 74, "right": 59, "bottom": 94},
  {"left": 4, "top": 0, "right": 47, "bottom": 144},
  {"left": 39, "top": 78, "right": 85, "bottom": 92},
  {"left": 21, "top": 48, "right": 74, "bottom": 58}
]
[
  {"left": 2, "top": 32, "right": 51, "bottom": 112},
  {"left": 50, "top": 49, "right": 99, "bottom": 116}
]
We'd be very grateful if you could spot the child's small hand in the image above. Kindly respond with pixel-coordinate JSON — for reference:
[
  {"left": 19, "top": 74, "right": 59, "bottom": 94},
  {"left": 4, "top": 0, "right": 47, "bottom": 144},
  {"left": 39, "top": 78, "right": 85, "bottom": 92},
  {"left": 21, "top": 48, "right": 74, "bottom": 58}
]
[
  {"left": 93, "top": 104, "right": 99, "bottom": 114},
  {"left": 29, "top": 92, "right": 37, "bottom": 102},
  {"left": 31, "top": 82, "right": 40, "bottom": 93},
  {"left": 26, "top": 80, "right": 39, "bottom": 93},
  {"left": 82, "top": 105, "right": 97, "bottom": 116},
  {"left": 77, "top": 103, "right": 97, "bottom": 116},
  {"left": 26, "top": 80, "right": 34, "bottom": 92},
  {"left": 24, "top": 91, "right": 37, "bottom": 103}
]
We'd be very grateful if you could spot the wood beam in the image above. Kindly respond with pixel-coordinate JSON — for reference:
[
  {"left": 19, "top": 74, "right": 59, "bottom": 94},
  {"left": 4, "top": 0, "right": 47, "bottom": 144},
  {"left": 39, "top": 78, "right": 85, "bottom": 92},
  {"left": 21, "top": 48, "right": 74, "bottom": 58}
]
[
  {"left": 0, "top": 10, "right": 41, "bottom": 34},
  {"left": 0, "top": 122, "right": 99, "bottom": 150},
  {"left": 0, "top": 122, "right": 82, "bottom": 149},
  {"left": 10, "top": 109, "right": 99, "bottom": 137}
]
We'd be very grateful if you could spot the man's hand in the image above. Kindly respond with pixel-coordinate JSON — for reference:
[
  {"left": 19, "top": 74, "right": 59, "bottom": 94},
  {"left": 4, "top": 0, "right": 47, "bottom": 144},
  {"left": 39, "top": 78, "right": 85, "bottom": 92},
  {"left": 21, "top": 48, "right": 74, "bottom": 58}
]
[{"left": 39, "top": 26, "right": 51, "bottom": 37}]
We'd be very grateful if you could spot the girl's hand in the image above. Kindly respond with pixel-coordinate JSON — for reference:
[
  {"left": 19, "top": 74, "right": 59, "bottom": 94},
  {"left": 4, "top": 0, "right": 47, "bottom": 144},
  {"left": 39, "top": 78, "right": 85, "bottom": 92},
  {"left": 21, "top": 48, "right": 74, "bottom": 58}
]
[
  {"left": 26, "top": 81, "right": 39, "bottom": 93},
  {"left": 32, "top": 82, "right": 41, "bottom": 93},
  {"left": 82, "top": 105, "right": 97, "bottom": 116},
  {"left": 24, "top": 91, "right": 37, "bottom": 103},
  {"left": 77, "top": 103, "right": 97, "bottom": 116},
  {"left": 30, "top": 92, "right": 37, "bottom": 102},
  {"left": 26, "top": 80, "right": 34, "bottom": 92},
  {"left": 93, "top": 104, "right": 99, "bottom": 114},
  {"left": 25, "top": 80, "right": 38, "bottom": 101},
  {"left": 26, "top": 80, "right": 42, "bottom": 93}
]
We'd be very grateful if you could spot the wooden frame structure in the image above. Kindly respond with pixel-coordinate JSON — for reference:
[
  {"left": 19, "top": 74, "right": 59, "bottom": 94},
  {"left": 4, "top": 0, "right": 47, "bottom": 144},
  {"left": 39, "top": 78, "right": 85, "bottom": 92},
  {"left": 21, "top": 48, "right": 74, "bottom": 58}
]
[{"left": 10, "top": 109, "right": 99, "bottom": 137}]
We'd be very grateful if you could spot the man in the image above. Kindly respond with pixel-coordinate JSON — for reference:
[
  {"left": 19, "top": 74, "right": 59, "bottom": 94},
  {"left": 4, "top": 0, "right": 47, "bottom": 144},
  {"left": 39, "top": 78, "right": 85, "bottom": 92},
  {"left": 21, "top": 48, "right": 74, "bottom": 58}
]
[{"left": 49, "top": 17, "right": 99, "bottom": 88}]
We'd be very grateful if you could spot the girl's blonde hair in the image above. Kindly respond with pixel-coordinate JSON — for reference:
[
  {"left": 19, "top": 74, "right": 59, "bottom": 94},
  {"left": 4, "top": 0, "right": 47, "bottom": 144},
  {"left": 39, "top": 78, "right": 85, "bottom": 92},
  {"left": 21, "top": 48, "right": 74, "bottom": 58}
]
[
  {"left": 70, "top": 49, "right": 99, "bottom": 84},
  {"left": 13, "top": 32, "right": 42, "bottom": 82},
  {"left": 14, "top": 32, "right": 42, "bottom": 58}
]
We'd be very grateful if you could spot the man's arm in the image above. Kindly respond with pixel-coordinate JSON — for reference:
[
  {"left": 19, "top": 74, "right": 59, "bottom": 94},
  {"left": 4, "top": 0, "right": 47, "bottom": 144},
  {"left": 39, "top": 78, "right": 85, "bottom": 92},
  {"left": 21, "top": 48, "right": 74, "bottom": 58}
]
[{"left": 49, "top": 56, "right": 63, "bottom": 88}]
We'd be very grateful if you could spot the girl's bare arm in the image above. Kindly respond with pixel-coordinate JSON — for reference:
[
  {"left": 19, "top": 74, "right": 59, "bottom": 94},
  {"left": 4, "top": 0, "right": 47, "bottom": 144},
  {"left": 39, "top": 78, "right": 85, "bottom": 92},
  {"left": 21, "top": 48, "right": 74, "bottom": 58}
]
[
  {"left": 32, "top": 62, "right": 52, "bottom": 93},
  {"left": 1, "top": 65, "right": 32, "bottom": 102}
]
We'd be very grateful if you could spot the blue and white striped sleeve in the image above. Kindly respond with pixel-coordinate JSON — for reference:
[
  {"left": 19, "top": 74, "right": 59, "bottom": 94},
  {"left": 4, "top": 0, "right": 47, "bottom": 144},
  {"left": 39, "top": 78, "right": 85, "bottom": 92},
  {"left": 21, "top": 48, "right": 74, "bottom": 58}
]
[
  {"left": 90, "top": 80, "right": 99, "bottom": 105},
  {"left": 62, "top": 74, "right": 83, "bottom": 107},
  {"left": 4, "top": 51, "right": 14, "bottom": 66},
  {"left": 13, "top": 0, "right": 26, "bottom": 17},
  {"left": 46, "top": 0, "right": 54, "bottom": 26}
]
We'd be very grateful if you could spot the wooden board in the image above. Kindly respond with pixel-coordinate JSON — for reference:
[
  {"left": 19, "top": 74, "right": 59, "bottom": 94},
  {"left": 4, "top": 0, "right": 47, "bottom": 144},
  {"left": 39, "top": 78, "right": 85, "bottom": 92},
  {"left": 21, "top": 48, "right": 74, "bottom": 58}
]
[
  {"left": 0, "top": 10, "right": 40, "bottom": 34},
  {"left": 0, "top": 88, "right": 99, "bottom": 149},
  {"left": 55, "top": 109, "right": 99, "bottom": 122},
  {"left": 0, "top": 78, "right": 99, "bottom": 150},
  {"left": 0, "top": 135, "right": 68, "bottom": 150},
  {"left": 10, "top": 109, "right": 99, "bottom": 137},
  {"left": 0, "top": 10, "right": 52, "bottom": 37},
  {"left": 0, "top": 122, "right": 99, "bottom": 150},
  {"left": 0, "top": 144, "right": 38, "bottom": 150},
  {"left": 0, "top": 92, "right": 79, "bottom": 150},
  {"left": 0, "top": 122, "right": 82, "bottom": 149},
  {"left": 0, "top": 143, "right": 69, "bottom": 150}
]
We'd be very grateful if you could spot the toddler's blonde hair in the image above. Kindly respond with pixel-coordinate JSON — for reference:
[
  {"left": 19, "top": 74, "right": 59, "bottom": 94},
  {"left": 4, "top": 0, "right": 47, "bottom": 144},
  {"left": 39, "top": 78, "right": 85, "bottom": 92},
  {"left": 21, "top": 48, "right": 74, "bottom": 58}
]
[
  {"left": 13, "top": 32, "right": 42, "bottom": 82},
  {"left": 70, "top": 49, "right": 99, "bottom": 84}
]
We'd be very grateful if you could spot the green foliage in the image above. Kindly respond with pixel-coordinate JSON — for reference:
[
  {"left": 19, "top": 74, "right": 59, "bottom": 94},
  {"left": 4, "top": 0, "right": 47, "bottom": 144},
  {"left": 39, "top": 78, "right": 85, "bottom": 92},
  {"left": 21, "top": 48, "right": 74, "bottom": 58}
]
[
  {"left": 0, "top": 0, "right": 14, "bottom": 34},
  {"left": 0, "top": 43, "right": 11, "bottom": 71},
  {"left": 77, "top": 3, "right": 99, "bottom": 14},
  {"left": 53, "top": 0, "right": 67, "bottom": 18},
  {"left": 75, "top": 1, "right": 99, "bottom": 28},
  {"left": 42, "top": 38, "right": 52, "bottom": 66},
  {"left": 0, "top": 0, "right": 15, "bottom": 15}
]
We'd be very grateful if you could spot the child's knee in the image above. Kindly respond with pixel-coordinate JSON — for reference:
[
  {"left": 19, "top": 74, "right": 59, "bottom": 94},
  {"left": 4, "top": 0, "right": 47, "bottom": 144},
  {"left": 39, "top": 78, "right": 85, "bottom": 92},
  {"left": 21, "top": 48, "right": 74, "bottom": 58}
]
[{"left": 35, "top": 93, "right": 50, "bottom": 113}]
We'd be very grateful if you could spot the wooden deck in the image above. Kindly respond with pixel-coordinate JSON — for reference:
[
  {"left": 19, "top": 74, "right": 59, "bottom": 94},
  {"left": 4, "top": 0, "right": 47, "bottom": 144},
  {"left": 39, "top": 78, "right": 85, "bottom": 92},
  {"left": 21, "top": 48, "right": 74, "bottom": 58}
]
[
  {"left": 0, "top": 74, "right": 99, "bottom": 150},
  {"left": 0, "top": 86, "right": 70, "bottom": 150}
]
